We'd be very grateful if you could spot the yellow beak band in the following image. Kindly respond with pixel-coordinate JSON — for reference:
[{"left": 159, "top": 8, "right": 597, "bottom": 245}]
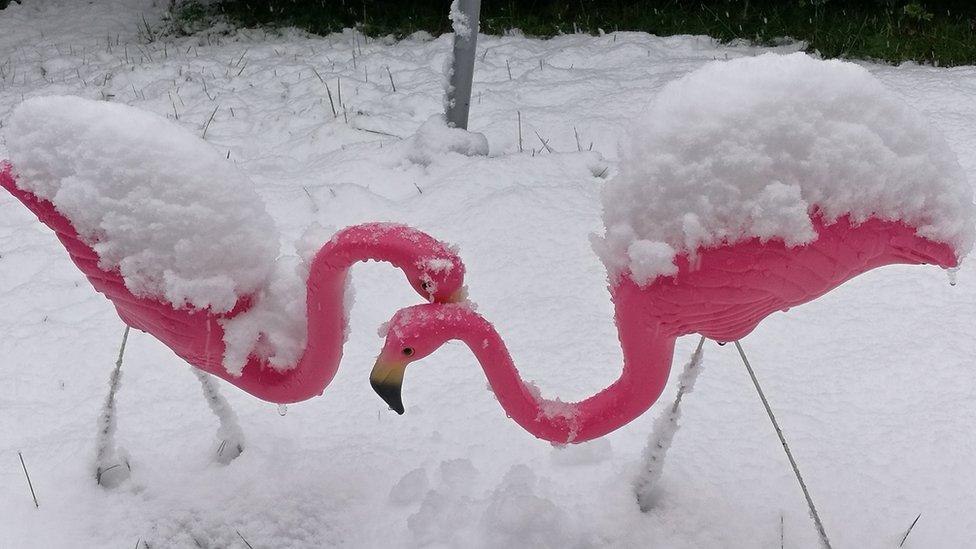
[{"left": 445, "top": 287, "right": 468, "bottom": 303}]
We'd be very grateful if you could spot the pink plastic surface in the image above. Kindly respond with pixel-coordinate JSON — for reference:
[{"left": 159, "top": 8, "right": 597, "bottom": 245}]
[{"left": 620, "top": 213, "right": 958, "bottom": 342}]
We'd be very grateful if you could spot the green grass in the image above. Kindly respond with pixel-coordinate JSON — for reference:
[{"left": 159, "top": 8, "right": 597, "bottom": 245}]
[{"left": 173, "top": 1, "right": 976, "bottom": 67}]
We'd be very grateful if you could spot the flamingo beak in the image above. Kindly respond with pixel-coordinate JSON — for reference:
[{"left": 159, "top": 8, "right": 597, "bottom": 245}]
[{"left": 370, "top": 359, "right": 406, "bottom": 414}]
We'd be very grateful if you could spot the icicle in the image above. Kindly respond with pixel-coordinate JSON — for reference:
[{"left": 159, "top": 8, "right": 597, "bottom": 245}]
[{"left": 947, "top": 267, "right": 959, "bottom": 286}]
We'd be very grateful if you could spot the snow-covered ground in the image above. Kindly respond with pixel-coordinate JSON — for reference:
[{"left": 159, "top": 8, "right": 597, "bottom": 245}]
[{"left": 2, "top": 1, "right": 975, "bottom": 547}]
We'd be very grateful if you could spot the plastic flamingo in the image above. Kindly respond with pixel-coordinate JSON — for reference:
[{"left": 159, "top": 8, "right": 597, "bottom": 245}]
[
  {"left": 369, "top": 215, "right": 958, "bottom": 443},
  {"left": 0, "top": 162, "right": 465, "bottom": 403},
  {"left": 371, "top": 54, "right": 973, "bottom": 450},
  {"left": 1, "top": 95, "right": 469, "bottom": 486}
]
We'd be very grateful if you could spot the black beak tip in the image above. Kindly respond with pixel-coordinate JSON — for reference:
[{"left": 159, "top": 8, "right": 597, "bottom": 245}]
[{"left": 371, "top": 378, "right": 405, "bottom": 415}]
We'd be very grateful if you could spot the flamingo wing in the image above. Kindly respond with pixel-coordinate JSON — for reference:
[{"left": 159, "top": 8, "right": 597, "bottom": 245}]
[{"left": 614, "top": 215, "right": 957, "bottom": 342}]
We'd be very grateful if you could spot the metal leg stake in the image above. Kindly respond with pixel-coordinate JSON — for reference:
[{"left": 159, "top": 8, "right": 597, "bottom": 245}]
[
  {"left": 94, "top": 325, "right": 131, "bottom": 487},
  {"left": 734, "top": 340, "right": 832, "bottom": 549},
  {"left": 191, "top": 367, "right": 245, "bottom": 464},
  {"left": 635, "top": 336, "right": 706, "bottom": 510}
]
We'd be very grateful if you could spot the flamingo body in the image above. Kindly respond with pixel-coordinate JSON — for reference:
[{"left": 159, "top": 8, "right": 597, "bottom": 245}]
[
  {"left": 620, "top": 214, "right": 957, "bottom": 343},
  {"left": 2, "top": 162, "right": 466, "bottom": 403}
]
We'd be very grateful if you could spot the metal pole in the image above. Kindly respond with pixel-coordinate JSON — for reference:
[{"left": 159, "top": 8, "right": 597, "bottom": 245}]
[{"left": 445, "top": 0, "right": 481, "bottom": 129}]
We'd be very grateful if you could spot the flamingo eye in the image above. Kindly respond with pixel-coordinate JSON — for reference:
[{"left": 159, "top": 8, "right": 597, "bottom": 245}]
[
  {"left": 402, "top": 347, "right": 415, "bottom": 357},
  {"left": 420, "top": 281, "right": 431, "bottom": 291}
]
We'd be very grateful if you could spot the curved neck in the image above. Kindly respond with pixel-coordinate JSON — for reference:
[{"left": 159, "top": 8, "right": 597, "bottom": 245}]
[
  {"left": 228, "top": 223, "right": 449, "bottom": 403},
  {"left": 315, "top": 222, "right": 444, "bottom": 273},
  {"left": 455, "top": 300, "right": 677, "bottom": 444}
]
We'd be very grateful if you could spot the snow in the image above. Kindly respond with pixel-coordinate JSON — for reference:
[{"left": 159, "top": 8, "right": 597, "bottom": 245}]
[
  {"left": 449, "top": 0, "right": 474, "bottom": 41},
  {"left": 2, "top": 1, "right": 976, "bottom": 548},
  {"left": 190, "top": 366, "right": 246, "bottom": 465},
  {"left": 598, "top": 52, "right": 975, "bottom": 285},
  {"left": 625, "top": 239, "right": 679, "bottom": 281},
  {"left": 634, "top": 340, "right": 706, "bottom": 510},
  {"left": 6, "top": 94, "right": 328, "bottom": 375},
  {"left": 7, "top": 95, "right": 279, "bottom": 313},
  {"left": 549, "top": 437, "right": 612, "bottom": 467},
  {"left": 220, "top": 255, "right": 310, "bottom": 374},
  {"left": 404, "top": 114, "right": 489, "bottom": 167},
  {"left": 389, "top": 467, "right": 430, "bottom": 506},
  {"left": 223, "top": 222, "right": 340, "bottom": 373},
  {"left": 420, "top": 257, "right": 456, "bottom": 274}
]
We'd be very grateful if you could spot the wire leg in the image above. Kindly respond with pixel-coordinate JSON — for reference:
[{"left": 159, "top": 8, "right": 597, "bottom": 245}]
[
  {"left": 94, "top": 325, "right": 131, "bottom": 488},
  {"left": 635, "top": 335, "right": 706, "bottom": 511},
  {"left": 734, "top": 341, "right": 832, "bottom": 549},
  {"left": 190, "top": 367, "right": 245, "bottom": 464}
]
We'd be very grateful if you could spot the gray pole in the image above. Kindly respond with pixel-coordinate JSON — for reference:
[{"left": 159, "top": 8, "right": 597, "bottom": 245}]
[{"left": 445, "top": 0, "right": 481, "bottom": 129}]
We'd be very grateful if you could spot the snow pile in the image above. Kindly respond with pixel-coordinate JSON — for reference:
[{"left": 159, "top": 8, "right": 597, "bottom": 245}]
[
  {"left": 405, "top": 115, "right": 489, "bottom": 166},
  {"left": 597, "top": 52, "right": 976, "bottom": 285},
  {"left": 7, "top": 95, "right": 278, "bottom": 312}
]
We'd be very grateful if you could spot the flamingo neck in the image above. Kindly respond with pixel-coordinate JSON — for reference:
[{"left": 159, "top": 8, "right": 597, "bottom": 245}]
[
  {"left": 233, "top": 224, "right": 437, "bottom": 403},
  {"left": 455, "top": 300, "right": 676, "bottom": 444}
]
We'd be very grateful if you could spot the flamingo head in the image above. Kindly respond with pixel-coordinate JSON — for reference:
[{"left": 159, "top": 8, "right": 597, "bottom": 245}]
[
  {"left": 405, "top": 255, "right": 468, "bottom": 304},
  {"left": 325, "top": 223, "right": 468, "bottom": 303},
  {"left": 369, "top": 303, "right": 473, "bottom": 414}
]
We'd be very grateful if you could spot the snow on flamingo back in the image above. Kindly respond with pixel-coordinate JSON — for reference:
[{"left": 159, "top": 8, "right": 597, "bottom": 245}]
[
  {"left": 595, "top": 52, "right": 975, "bottom": 286},
  {"left": 6, "top": 95, "right": 279, "bottom": 313}
]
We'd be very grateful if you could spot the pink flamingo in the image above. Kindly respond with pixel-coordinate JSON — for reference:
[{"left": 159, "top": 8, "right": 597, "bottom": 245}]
[
  {"left": 369, "top": 214, "right": 957, "bottom": 444},
  {"left": 0, "top": 162, "right": 466, "bottom": 404}
]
